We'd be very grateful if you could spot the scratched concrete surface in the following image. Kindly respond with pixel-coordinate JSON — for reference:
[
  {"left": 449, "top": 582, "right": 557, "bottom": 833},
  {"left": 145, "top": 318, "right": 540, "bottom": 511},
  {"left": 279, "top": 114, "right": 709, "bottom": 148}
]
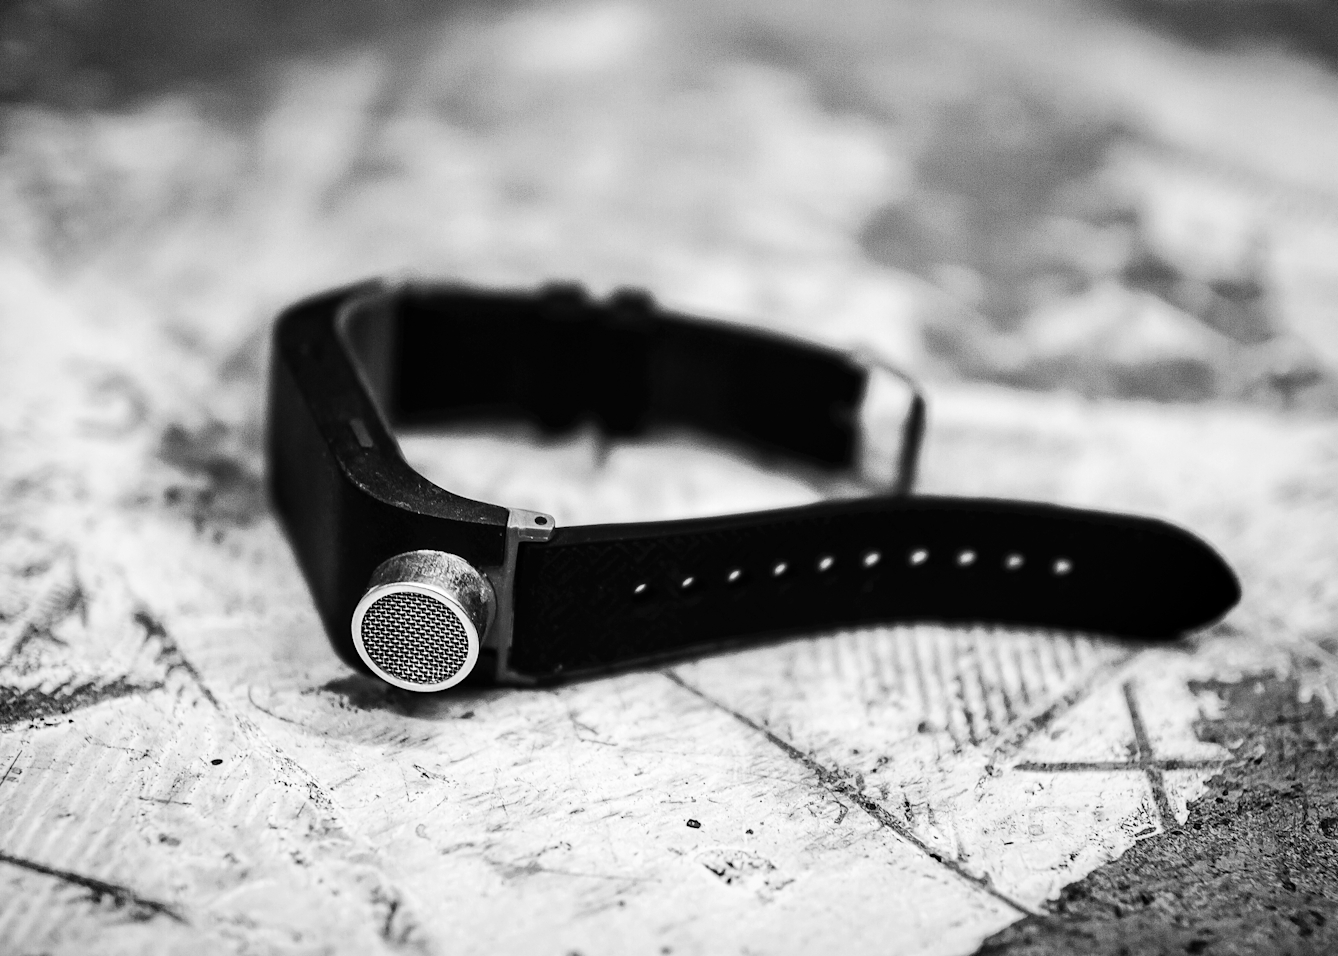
[{"left": 3, "top": 1, "right": 1338, "bottom": 954}]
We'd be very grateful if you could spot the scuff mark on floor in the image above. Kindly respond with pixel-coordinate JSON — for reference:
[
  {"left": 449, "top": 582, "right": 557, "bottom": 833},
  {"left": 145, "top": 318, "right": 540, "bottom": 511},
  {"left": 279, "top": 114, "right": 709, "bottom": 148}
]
[
  {"left": 0, "top": 678, "right": 161, "bottom": 729},
  {"left": 157, "top": 420, "right": 265, "bottom": 533},
  {"left": 132, "top": 607, "right": 220, "bottom": 709},
  {"left": 0, "top": 850, "right": 186, "bottom": 924}
]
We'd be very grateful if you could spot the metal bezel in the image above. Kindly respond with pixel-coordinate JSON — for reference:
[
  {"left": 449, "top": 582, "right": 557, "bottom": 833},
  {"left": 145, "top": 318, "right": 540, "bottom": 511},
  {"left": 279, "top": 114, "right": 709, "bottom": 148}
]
[{"left": 351, "top": 581, "right": 482, "bottom": 692}]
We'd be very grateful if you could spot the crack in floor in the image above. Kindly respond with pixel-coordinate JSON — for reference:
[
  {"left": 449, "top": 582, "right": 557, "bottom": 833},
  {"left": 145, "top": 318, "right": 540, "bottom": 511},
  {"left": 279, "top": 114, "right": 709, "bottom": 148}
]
[{"left": 663, "top": 669, "right": 1038, "bottom": 916}]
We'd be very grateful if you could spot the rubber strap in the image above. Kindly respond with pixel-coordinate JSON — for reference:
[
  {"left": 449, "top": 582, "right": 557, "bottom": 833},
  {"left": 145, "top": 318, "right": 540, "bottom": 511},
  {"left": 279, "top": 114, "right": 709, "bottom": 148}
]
[{"left": 510, "top": 495, "right": 1239, "bottom": 680}]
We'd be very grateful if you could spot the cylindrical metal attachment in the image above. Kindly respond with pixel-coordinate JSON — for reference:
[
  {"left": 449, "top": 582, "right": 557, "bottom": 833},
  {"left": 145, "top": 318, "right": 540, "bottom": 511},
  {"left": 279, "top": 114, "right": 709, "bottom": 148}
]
[{"left": 351, "top": 550, "right": 495, "bottom": 691}]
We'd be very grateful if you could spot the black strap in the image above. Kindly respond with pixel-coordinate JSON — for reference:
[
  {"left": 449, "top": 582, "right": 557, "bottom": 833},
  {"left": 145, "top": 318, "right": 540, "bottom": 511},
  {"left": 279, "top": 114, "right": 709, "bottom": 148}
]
[
  {"left": 296, "top": 281, "right": 1239, "bottom": 684},
  {"left": 387, "top": 284, "right": 868, "bottom": 471},
  {"left": 510, "top": 496, "right": 1239, "bottom": 680}
]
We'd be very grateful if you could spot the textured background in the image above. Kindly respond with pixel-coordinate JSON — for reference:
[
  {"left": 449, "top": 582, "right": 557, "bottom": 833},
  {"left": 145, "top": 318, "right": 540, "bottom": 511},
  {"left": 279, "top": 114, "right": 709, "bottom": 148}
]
[{"left": 2, "top": 1, "right": 1337, "bottom": 953}]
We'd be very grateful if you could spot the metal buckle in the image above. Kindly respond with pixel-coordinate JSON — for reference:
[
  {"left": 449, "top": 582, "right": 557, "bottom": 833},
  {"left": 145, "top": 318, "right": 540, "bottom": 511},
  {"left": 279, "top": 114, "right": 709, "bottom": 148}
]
[{"left": 852, "top": 351, "right": 926, "bottom": 495}]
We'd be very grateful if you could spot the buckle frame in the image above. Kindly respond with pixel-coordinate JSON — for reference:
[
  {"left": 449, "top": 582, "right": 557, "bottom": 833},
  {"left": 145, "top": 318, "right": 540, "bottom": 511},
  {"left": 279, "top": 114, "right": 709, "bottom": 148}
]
[{"left": 852, "top": 352, "right": 926, "bottom": 495}]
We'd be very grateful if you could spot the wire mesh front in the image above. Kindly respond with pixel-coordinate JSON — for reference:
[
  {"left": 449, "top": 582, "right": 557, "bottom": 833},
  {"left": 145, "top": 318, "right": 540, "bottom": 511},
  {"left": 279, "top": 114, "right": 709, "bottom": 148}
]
[{"left": 359, "top": 591, "right": 471, "bottom": 685}]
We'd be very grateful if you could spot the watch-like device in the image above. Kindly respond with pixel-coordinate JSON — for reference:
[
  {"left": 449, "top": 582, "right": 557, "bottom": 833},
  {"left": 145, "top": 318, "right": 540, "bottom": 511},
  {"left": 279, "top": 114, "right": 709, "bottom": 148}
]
[{"left": 266, "top": 280, "right": 1240, "bottom": 691}]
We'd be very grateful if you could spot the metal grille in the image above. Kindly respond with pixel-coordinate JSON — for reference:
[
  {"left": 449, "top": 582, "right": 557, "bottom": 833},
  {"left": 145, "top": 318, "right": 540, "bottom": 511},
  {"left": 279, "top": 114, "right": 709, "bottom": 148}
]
[{"left": 360, "top": 591, "right": 471, "bottom": 685}]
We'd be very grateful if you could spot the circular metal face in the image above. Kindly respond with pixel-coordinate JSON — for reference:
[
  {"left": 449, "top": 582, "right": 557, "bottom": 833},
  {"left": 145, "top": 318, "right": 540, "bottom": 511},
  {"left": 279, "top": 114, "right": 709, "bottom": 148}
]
[
  {"left": 350, "top": 551, "right": 494, "bottom": 692},
  {"left": 354, "top": 586, "right": 478, "bottom": 689}
]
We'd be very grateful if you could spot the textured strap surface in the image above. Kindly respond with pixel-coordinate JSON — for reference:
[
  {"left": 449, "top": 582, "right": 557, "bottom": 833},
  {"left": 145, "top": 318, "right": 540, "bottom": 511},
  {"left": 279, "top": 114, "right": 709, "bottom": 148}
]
[{"left": 509, "top": 495, "right": 1240, "bottom": 680}]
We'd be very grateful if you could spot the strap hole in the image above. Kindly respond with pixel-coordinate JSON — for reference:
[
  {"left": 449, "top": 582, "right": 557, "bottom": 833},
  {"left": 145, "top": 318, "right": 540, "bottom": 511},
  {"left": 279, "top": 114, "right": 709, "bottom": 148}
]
[
  {"left": 726, "top": 568, "right": 743, "bottom": 584},
  {"left": 909, "top": 549, "right": 928, "bottom": 566},
  {"left": 1053, "top": 557, "right": 1073, "bottom": 575},
  {"left": 1005, "top": 553, "right": 1025, "bottom": 571},
  {"left": 534, "top": 515, "right": 548, "bottom": 526},
  {"left": 680, "top": 576, "right": 696, "bottom": 591},
  {"left": 817, "top": 555, "right": 835, "bottom": 573},
  {"left": 957, "top": 550, "right": 976, "bottom": 567},
  {"left": 772, "top": 561, "right": 788, "bottom": 578},
  {"left": 863, "top": 550, "right": 881, "bottom": 568}
]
